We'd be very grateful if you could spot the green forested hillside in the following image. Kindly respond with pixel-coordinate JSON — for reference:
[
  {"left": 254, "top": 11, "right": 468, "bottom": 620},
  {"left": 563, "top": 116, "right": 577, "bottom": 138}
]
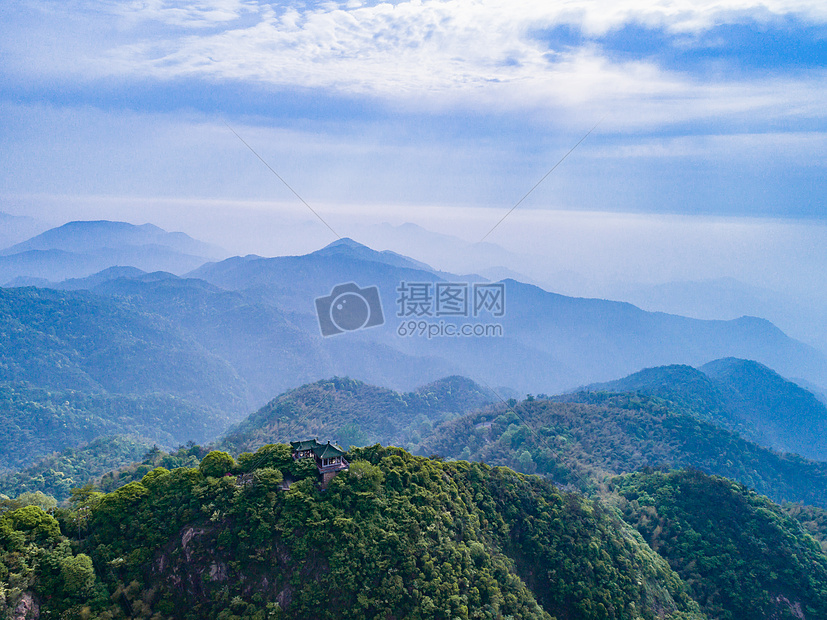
[
  {"left": 4, "top": 445, "right": 704, "bottom": 619},
  {"left": 0, "top": 435, "right": 155, "bottom": 501},
  {"left": 0, "top": 287, "right": 248, "bottom": 412},
  {"left": 609, "top": 469, "right": 827, "bottom": 620},
  {"left": 784, "top": 502, "right": 827, "bottom": 553},
  {"left": 420, "top": 393, "right": 827, "bottom": 507},
  {"left": 701, "top": 357, "right": 827, "bottom": 460},
  {"left": 584, "top": 365, "right": 739, "bottom": 430},
  {"left": 219, "top": 376, "right": 495, "bottom": 455},
  {"left": 0, "top": 381, "right": 237, "bottom": 470},
  {"left": 586, "top": 359, "right": 827, "bottom": 460}
]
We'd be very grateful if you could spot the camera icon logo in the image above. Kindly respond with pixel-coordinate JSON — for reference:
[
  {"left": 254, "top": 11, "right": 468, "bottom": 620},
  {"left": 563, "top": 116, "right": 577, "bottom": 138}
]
[{"left": 315, "top": 282, "right": 385, "bottom": 337}]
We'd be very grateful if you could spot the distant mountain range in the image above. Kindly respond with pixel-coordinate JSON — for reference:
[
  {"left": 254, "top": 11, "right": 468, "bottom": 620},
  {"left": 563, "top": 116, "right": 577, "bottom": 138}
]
[
  {"left": 0, "top": 220, "right": 225, "bottom": 285},
  {"left": 187, "top": 236, "right": 827, "bottom": 394},
  {"left": 4, "top": 222, "right": 827, "bottom": 472},
  {"left": 0, "top": 211, "right": 50, "bottom": 250}
]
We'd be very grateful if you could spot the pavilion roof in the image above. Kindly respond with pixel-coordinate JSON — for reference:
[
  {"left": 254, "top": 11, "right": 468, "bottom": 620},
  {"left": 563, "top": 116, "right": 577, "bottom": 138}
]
[
  {"left": 290, "top": 439, "right": 319, "bottom": 452},
  {"left": 312, "top": 441, "right": 346, "bottom": 459}
]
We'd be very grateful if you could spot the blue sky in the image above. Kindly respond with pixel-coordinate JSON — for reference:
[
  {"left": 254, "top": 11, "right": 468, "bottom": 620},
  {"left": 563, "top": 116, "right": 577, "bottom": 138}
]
[
  {"left": 2, "top": 0, "right": 825, "bottom": 213},
  {"left": 1, "top": 0, "right": 826, "bottom": 311}
]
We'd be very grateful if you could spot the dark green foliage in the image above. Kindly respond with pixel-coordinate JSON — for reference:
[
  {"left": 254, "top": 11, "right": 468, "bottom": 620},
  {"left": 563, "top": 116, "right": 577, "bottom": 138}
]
[
  {"left": 0, "top": 380, "right": 237, "bottom": 472},
  {"left": 421, "top": 394, "right": 827, "bottom": 507},
  {"left": 55, "top": 446, "right": 701, "bottom": 619},
  {"left": 611, "top": 469, "right": 827, "bottom": 620},
  {"left": 0, "top": 435, "right": 154, "bottom": 501},
  {"left": 0, "top": 505, "right": 105, "bottom": 618},
  {"left": 219, "top": 376, "right": 494, "bottom": 455}
]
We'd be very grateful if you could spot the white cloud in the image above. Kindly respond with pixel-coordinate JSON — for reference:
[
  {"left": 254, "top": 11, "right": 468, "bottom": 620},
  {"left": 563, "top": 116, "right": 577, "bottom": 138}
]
[
  {"left": 78, "top": 0, "right": 825, "bottom": 127},
  {"left": 587, "top": 131, "right": 827, "bottom": 161},
  {"left": 113, "top": 0, "right": 261, "bottom": 28}
]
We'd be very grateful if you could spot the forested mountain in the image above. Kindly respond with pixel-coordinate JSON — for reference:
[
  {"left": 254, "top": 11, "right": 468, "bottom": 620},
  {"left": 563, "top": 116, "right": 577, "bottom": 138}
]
[
  {"left": 218, "top": 376, "right": 496, "bottom": 455},
  {"left": 1, "top": 445, "right": 706, "bottom": 619},
  {"left": 609, "top": 469, "right": 827, "bottom": 620},
  {"left": 420, "top": 393, "right": 827, "bottom": 507},
  {"left": 585, "top": 358, "right": 827, "bottom": 460},
  {"left": 0, "top": 436, "right": 154, "bottom": 501},
  {"left": 6, "top": 445, "right": 827, "bottom": 619}
]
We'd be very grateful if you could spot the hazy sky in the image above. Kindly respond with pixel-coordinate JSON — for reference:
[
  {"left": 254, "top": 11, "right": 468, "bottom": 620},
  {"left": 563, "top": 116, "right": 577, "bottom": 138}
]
[{"left": 1, "top": 0, "right": 826, "bottom": 305}]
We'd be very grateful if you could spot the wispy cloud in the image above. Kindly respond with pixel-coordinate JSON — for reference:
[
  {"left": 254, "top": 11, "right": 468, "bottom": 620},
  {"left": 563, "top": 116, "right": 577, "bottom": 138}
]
[{"left": 63, "top": 0, "right": 816, "bottom": 128}]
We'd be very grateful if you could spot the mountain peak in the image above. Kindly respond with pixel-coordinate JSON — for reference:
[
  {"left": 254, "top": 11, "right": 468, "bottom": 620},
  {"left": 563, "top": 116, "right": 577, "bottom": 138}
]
[
  {"left": 2, "top": 219, "right": 222, "bottom": 259},
  {"left": 323, "top": 237, "right": 367, "bottom": 250},
  {"left": 311, "top": 237, "right": 436, "bottom": 273}
]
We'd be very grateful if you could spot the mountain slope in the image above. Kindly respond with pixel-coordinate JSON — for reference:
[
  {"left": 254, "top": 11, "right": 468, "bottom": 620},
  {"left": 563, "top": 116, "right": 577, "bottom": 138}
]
[
  {"left": 0, "top": 382, "right": 239, "bottom": 471},
  {"left": 0, "top": 287, "right": 248, "bottom": 409},
  {"left": 701, "top": 357, "right": 827, "bottom": 457},
  {"left": 41, "top": 446, "right": 702, "bottom": 620},
  {"left": 0, "top": 286, "right": 252, "bottom": 466},
  {"left": 88, "top": 274, "right": 459, "bottom": 401},
  {"left": 610, "top": 469, "right": 827, "bottom": 620},
  {"left": 0, "top": 212, "right": 50, "bottom": 251},
  {"left": 420, "top": 392, "right": 827, "bottom": 507},
  {"left": 218, "top": 375, "right": 496, "bottom": 454},
  {"left": 586, "top": 358, "right": 827, "bottom": 460},
  {"left": 188, "top": 238, "right": 827, "bottom": 394}
]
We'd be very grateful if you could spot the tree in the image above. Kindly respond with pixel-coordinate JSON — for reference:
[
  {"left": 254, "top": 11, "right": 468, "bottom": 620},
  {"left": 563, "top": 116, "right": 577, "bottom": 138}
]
[
  {"left": 15, "top": 491, "right": 58, "bottom": 512},
  {"left": 60, "top": 553, "right": 96, "bottom": 594},
  {"left": 199, "top": 451, "right": 236, "bottom": 478},
  {"left": 1, "top": 505, "right": 60, "bottom": 543}
]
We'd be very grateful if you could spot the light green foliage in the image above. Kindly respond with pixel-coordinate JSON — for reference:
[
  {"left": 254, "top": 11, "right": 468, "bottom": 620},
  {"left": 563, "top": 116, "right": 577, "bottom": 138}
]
[
  {"left": 60, "top": 553, "right": 96, "bottom": 593},
  {"left": 199, "top": 451, "right": 236, "bottom": 479},
  {"left": 237, "top": 443, "right": 293, "bottom": 472},
  {"left": 288, "top": 455, "right": 320, "bottom": 481},
  {"left": 15, "top": 491, "right": 58, "bottom": 511},
  {"left": 1, "top": 505, "right": 60, "bottom": 543},
  {"left": 343, "top": 460, "right": 383, "bottom": 493}
]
